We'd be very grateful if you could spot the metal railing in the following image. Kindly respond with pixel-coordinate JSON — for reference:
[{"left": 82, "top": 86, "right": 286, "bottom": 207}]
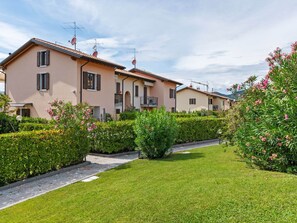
[{"left": 140, "top": 96, "right": 158, "bottom": 107}]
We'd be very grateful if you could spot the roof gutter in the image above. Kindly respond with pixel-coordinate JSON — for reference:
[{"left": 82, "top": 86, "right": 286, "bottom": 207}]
[{"left": 80, "top": 61, "right": 89, "bottom": 103}]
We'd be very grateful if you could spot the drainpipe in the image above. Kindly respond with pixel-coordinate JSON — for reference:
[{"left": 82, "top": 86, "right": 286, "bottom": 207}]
[
  {"left": 174, "top": 86, "right": 177, "bottom": 112},
  {"left": 132, "top": 79, "right": 138, "bottom": 107},
  {"left": 4, "top": 71, "right": 7, "bottom": 95},
  {"left": 121, "top": 77, "right": 129, "bottom": 112},
  {"left": 80, "top": 61, "right": 89, "bottom": 103}
]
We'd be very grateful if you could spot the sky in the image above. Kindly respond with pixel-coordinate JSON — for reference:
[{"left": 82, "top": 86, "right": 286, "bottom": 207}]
[{"left": 1, "top": 0, "right": 297, "bottom": 93}]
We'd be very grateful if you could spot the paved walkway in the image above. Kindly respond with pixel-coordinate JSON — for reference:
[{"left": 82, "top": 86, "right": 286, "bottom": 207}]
[{"left": 0, "top": 140, "right": 218, "bottom": 210}]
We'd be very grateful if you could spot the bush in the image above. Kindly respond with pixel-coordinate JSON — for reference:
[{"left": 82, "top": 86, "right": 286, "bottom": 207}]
[
  {"left": 0, "top": 113, "right": 19, "bottom": 133},
  {"left": 19, "top": 123, "right": 53, "bottom": 131},
  {"left": 0, "top": 130, "right": 90, "bottom": 186},
  {"left": 229, "top": 43, "right": 297, "bottom": 173},
  {"left": 92, "top": 120, "right": 136, "bottom": 154},
  {"left": 21, "top": 117, "right": 49, "bottom": 124},
  {"left": 175, "top": 117, "right": 225, "bottom": 144},
  {"left": 119, "top": 110, "right": 139, "bottom": 120},
  {"left": 134, "top": 108, "right": 178, "bottom": 159}
]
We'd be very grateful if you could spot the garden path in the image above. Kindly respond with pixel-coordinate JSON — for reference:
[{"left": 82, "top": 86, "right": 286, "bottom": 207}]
[{"left": 0, "top": 139, "right": 218, "bottom": 210}]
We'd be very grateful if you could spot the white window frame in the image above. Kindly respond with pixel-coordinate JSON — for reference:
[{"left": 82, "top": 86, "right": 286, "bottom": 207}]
[
  {"left": 39, "top": 50, "right": 48, "bottom": 67},
  {"left": 87, "top": 72, "right": 97, "bottom": 91},
  {"left": 40, "top": 73, "right": 48, "bottom": 91}
]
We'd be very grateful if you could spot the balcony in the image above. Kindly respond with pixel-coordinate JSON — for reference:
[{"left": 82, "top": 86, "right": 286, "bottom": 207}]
[{"left": 140, "top": 96, "right": 158, "bottom": 108}]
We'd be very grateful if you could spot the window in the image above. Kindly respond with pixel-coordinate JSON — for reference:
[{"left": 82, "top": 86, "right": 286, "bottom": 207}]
[
  {"left": 171, "top": 107, "right": 175, "bottom": 112},
  {"left": 16, "top": 108, "right": 30, "bottom": 117},
  {"left": 116, "top": 109, "right": 121, "bottom": 114},
  {"left": 222, "top": 100, "right": 225, "bottom": 106},
  {"left": 169, "top": 88, "right": 175, "bottom": 99},
  {"left": 208, "top": 98, "right": 213, "bottom": 104},
  {"left": 189, "top": 98, "right": 196, "bottom": 105},
  {"left": 37, "top": 50, "right": 50, "bottom": 67},
  {"left": 135, "top": 85, "right": 139, "bottom": 97},
  {"left": 116, "top": 82, "right": 121, "bottom": 94},
  {"left": 83, "top": 72, "right": 101, "bottom": 91},
  {"left": 37, "top": 73, "right": 50, "bottom": 91}
]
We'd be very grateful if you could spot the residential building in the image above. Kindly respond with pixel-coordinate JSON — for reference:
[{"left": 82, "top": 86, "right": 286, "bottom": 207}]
[
  {"left": 176, "top": 86, "right": 232, "bottom": 112},
  {"left": 130, "top": 68, "right": 182, "bottom": 112},
  {"left": 0, "top": 38, "right": 182, "bottom": 119}
]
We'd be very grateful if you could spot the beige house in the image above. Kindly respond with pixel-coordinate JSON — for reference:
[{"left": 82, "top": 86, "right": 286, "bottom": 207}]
[
  {"left": 176, "top": 86, "right": 231, "bottom": 112},
  {"left": 130, "top": 68, "right": 182, "bottom": 112},
  {"left": 0, "top": 38, "right": 181, "bottom": 119}
]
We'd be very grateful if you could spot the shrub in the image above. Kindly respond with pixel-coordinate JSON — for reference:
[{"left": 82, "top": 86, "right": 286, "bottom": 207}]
[
  {"left": 175, "top": 117, "right": 225, "bottom": 144},
  {"left": 134, "top": 108, "right": 178, "bottom": 159},
  {"left": 229, "top": 43, "right": 297, "bottom": 173},
  {"left": 21, "top": 117, "right": 49, "bottom": 124},
  {"left": 92, "top": 121, "right": 136, "bottom": 154},
  {"left": 0, "top": 113, "right": 19, "bottom": 133},
  {"left": 119, "top": 110, "right": 139, "bottom": 120},
  {"left": 19, "top": 123, "right": 53, "bottom": 131},
  {"left": 0, "top": 130, "right": 90, "bottom": 186}
]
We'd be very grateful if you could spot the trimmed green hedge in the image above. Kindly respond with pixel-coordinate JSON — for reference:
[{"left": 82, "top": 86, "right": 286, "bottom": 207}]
[
  {"left": 91, "top": 117, "right": 224, "bottom": 154},
  {"left": 175, "top": 117, "right": 224, "bottom": 144},
  {"left": 0, "top": 130, "right": 90, "bottom": 186},
  {"left": 21, "top": 117, "right": 49, "bottom": 124},
  {"left": 19, "top": 123, "right": 53, "bottom": 131},
  {"left": 92, "top": 121, "right": 136, "bottom": 154}
]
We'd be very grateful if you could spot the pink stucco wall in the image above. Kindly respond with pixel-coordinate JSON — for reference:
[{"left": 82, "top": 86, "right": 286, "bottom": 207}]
[{"left": 6, "top": 45, "right": 78, "bottom": 118}]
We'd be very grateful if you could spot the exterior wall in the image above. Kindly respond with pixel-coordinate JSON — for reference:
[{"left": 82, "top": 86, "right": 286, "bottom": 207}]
[
  {"left": 176, "top": 89, "right": 209, "bottom": 112},
  {"left": 78, "top": 61, "right": 116, "bottom": 116},
  {"left": 6, "top": 45, "right": 77, "bottom": 119},
  {"left": 212, "top": 97, "right": 230, "bottom": 111},
  {"left": 131, "top": 71, "right": 177, "bottom": 111},
  {"left": 163, "top": 81, "right": 177, "bottom": 112}
]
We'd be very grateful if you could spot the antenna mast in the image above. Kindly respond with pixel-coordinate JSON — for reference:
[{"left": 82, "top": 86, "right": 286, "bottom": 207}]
[
  {"left": 63, "top": 21, "right": 84, "bottom": 50},
  {"left": 191, "top": 80, "right": 209, "bottom": 92}
]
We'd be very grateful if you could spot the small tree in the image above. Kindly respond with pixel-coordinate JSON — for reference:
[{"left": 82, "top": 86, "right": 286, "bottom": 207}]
[
  {"left": 134, "top": 107, "right": 178, "bottom": 159},
  {"left": 0, "top": 94, "right": 11, "bottom": 113}
]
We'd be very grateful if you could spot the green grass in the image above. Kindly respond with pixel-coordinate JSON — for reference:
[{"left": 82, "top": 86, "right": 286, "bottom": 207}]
[{"left": 1, "top": 145, "right": 297, "bottom": 223}]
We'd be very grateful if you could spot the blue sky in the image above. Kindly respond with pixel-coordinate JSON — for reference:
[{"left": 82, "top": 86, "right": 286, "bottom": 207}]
[{"left": 1, "top": 0, "right": 297, "bottom": 93}]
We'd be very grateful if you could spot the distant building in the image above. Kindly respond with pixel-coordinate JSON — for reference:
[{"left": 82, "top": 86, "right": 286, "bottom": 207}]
[{"left": 176, "top": 86, "right": 232, "bottom": 112}]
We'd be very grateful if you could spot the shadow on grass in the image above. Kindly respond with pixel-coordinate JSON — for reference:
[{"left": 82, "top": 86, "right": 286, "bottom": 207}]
[{"left": 159, "top": 152, "right": 205, "bottom": 162}]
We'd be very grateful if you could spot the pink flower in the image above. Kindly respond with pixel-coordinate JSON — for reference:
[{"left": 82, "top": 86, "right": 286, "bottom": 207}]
[
  {"left": 260, "top": 136, "right": 267, "bottom": 142},
  {"left": 283, "top": 89, "right": 287, "bottom": 94},
  {"left": 269, "top": 153, "right": 278, "bottom": 160},
  {"left": 81, "top": 121, "right": 85, "bottom": 125},
  {"left": 277, "top": 142, "right": 282, "bottom": 147},
  {"left": 284, "top": 114, "right": 289, "bottom": 120},
  {"left": 255, "top": 99, "right": 262, "bottom": 105}
]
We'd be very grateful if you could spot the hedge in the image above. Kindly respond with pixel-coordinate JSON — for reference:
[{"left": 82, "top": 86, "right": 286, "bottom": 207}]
[
  {"left": 0, "top": 130, "right": 90, "bottom": 186},
  {"left": 175, "top": 117, "right": 224, "bottom": 144},
  {"left": 19, "top": 123, "right": 53, "bottom": 131},
  {"left": 91, "top": 117, "right": 225, "bottom": 154},
  {"left": 0, "top": 113, "right": 19, "bottom": 133},
  {"left": 92, "top": 120, "right": 136, "bottom": 154}
]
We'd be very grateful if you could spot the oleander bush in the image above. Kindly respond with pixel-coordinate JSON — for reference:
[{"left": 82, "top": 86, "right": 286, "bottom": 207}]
[
  {"left": 19, "top": 123, "right": 53, "bottom": 131},
  {"left": 175, "top": 117, "right": 224, "bottom": 144},
  {"left": 0, "top": 130, "right": 90, "bottom": 186},
  {"left": 134, "top": 108, "right": 178, "bottom": 159},
  {"left": 228, "top": 42, "right": 297, "bottom": 173},
  {"left": 92, "top": 120, "right": 136, "bottom": 154}
]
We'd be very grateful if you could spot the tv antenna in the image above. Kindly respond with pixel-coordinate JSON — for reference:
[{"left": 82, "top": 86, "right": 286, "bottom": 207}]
[
  {"left": 190, "top": 80, "right": 209, "bottom": 92},
  {"left": 63, "top": 21, "right": 84, "bottom": 50}
]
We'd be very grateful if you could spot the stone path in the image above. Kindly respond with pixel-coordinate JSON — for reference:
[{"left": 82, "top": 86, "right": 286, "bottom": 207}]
[{"left": 0, "top": 140, "right": 218, "bottom": 210}]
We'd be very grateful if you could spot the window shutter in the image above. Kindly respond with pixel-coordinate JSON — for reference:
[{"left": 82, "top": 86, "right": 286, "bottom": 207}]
[
  {"left": 46, "top": 50, "right": 50, "bottom": 66},
  {"left": 37, "top": 52, "right": 40, "bottom": 67},
  {"left": 83, "top": 72, "right": 88, "bottom": 89},
  {"left": 46, "top": 73, "right": 50, "bottom": 90},
  {"left": 37, "top": 73, "right": 40, "bottom": 90},
  {"left": 96, "top": 74, "right": 101, "bottom": 91}
]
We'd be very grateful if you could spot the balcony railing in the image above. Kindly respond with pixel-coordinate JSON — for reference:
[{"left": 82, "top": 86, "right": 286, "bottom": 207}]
[{"left": 140, "top": 96, "right": 158, "bottom": 107}]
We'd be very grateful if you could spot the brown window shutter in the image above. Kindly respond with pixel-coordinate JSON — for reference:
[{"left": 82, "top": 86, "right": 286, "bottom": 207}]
[
  {"left": 37, "top": 73, "right": 40, "bottom": 90},
  {"left": 46, "top": 73, "right": 50, "bottom": 90},
  {"left": 83, "top": 72, "right": 88, "bottom": 89},
  {"left": 46, "top": 50, "right": 50, "bottom": 66},
  {"left": 97, "top": 74, "right": 101, "bottom": 91},
  {"left": 37, "top": 52, "right": 40, "bottom": 67}
]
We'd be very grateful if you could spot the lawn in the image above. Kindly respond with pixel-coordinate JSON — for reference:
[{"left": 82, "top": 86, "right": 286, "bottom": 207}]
[{"left": 1, "top": 145, "right": 297, "bottom": 223}]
